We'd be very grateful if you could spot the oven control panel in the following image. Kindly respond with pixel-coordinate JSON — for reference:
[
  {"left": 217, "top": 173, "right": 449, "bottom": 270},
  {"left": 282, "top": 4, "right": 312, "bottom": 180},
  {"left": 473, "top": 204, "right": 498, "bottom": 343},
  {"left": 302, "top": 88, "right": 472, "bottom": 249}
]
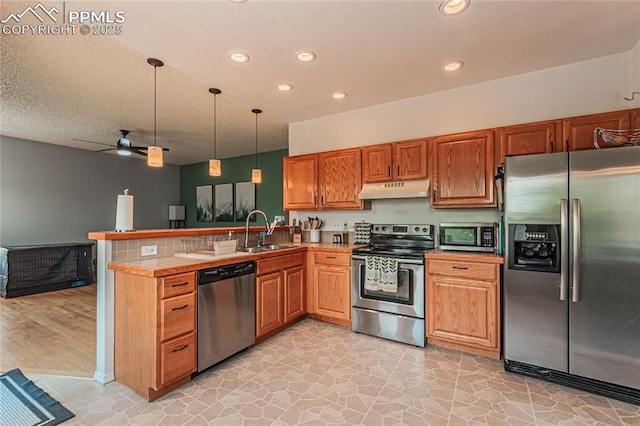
[{"left": 372, "top": 224, "right": 433, "bottom": 236}]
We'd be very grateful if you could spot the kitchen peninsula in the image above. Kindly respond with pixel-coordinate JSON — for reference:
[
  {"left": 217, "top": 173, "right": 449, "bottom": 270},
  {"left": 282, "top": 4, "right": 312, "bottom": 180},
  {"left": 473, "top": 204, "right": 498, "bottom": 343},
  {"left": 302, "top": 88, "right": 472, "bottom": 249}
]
[{"left": 88, "top": 226, "right": 358, "bottom": 398}]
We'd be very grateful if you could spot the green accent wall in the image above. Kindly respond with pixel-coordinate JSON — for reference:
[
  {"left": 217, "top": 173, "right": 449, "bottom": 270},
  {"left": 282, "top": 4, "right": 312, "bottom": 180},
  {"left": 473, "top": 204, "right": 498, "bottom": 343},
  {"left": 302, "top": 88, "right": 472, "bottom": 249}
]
[{"left": 180, "top": 149, "right": 288, "bottom": 228}]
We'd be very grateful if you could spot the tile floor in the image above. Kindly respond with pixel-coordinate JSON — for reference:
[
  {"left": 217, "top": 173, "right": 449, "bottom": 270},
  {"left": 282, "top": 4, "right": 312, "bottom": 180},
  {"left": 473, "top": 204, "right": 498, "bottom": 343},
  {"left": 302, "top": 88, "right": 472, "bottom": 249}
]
[{"left": 27, "top": 319, "right": 640, "bottom": 425}]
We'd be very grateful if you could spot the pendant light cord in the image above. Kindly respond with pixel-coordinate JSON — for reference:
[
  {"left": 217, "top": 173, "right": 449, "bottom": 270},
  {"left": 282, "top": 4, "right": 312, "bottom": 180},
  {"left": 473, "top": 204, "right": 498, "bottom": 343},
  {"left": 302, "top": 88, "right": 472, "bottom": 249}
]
[
  {"left": 214, "top": 93, "right": 217, "bottom": 158},
  {"left": 255, "top": 112, "right": 258, "bottom": 169},
  {"left": 153, "top": 64, "right": 157, "bottom": 147}
]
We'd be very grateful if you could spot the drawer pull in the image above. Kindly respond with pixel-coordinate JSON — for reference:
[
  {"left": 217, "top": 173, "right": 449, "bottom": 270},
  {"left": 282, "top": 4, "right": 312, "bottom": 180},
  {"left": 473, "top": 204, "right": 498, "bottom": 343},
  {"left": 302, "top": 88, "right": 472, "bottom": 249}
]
[
  {"left": 171, "top": 282, "right": 189, "bottom": 287},
  {"left": 452, "top": 266, "right": 469, "bottom": 270},
  {"left": 171, "top": 304, "right": 189, "bottom": 311},
  {"left": 172, "top": 344, "right": 189, "bottom": 353},
  {"left": 325, "top": 256, "right": 337, "bottom": 259}
]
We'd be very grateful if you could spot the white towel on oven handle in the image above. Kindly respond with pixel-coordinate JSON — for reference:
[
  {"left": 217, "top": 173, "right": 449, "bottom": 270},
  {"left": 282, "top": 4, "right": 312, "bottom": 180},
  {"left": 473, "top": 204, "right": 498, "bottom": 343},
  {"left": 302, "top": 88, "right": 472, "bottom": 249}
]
[
  {"left": 380, "top": 257, "right": 398, "bottom": 293},
  {"left": 364, "top": 256, "right": 380, "bottom": 290}
]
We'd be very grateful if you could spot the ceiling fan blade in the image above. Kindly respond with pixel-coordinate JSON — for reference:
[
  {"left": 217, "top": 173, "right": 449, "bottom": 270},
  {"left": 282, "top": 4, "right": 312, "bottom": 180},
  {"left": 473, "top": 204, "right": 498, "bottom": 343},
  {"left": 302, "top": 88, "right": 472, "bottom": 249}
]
[
  {"left": 133, "top": 149, "right": 148, "bottom": 156},
  {"left": 130, "top": 145, "right": 170, "bottom": 152},
  {"left": 73, "top": 138, "right": 115, "bottom": 148},
  {"left": 96, "top": 147, "right": 117, "bottom": 152}
]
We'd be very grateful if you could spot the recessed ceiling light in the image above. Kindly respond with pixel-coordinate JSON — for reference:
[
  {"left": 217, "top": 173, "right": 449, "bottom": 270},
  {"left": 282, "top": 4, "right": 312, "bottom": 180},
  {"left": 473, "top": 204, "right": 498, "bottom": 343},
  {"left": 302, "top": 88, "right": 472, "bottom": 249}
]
[
  {"left": 277, "top": 83, "right": 293, "bottom": 92},
  {"left": 439, "top": 0, "right": 470, "bottom": 15},
  {"left": 443, "top": 60, "right": 464, "bottom": 72},
  {"left": 228, "top": 51, "right": 250, "bottom": 63},
  {"left": 331, "top": 91, "right": 347, "bottom": 100},
  {"left": 296, "top": 51, "right": 316, "bottom": 62},
  {"left": 228, "top": 0, "right": 247, "bottom": 3}
]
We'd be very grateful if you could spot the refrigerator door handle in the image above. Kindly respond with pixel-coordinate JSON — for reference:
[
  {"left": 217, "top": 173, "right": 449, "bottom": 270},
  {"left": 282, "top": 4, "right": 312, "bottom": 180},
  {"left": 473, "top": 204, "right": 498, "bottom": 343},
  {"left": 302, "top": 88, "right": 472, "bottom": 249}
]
[
  {"left": 572, "top": 198, "right": 581, "bottom": 303},
  {"left": 560, "top": 198, "right": 569, "bottom": 301}
]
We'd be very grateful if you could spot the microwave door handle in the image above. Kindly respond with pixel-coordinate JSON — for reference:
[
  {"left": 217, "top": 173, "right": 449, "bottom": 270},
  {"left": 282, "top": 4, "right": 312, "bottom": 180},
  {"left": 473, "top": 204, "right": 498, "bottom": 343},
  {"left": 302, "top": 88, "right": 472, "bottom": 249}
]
[{"left": 560, "top": 198, "right": 569, "bottom": 301}]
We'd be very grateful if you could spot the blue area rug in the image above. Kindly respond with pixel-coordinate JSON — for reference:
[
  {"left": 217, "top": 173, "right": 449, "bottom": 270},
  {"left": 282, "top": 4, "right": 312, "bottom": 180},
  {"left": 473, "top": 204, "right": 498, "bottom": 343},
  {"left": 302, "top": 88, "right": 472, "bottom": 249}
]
[{"left": 0, "top": 368, "right": 74, "bottom": 425}]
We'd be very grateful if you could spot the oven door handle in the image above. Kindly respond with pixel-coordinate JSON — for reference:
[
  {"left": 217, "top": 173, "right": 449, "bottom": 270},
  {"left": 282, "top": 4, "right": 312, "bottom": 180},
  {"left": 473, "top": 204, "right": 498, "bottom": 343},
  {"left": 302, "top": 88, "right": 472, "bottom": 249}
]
[{"left": 351, "top": 255, "right": 424, "bottom": 265}]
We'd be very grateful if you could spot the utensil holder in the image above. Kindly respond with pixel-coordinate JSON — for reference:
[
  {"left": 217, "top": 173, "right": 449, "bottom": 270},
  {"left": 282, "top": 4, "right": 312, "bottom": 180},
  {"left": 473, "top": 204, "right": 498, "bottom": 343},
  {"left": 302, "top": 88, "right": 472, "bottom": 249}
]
[{"left": 310, "top": 229, "right": 321, "bottom": 243}]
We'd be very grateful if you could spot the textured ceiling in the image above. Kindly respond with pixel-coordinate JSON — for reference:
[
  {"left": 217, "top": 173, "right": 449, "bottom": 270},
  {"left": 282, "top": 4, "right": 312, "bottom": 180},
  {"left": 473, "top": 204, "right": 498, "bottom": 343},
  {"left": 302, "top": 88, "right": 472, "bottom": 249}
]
[{"left": 1, "top": 0, "right": 639, "bottom": 166}]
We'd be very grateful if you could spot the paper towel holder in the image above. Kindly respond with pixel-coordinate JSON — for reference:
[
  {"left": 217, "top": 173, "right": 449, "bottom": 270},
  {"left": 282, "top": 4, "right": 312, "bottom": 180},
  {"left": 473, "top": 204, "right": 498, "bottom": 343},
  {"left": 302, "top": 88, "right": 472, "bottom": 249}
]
[{"left": 115, "top": 189, "right": 135, "bottom": 232}]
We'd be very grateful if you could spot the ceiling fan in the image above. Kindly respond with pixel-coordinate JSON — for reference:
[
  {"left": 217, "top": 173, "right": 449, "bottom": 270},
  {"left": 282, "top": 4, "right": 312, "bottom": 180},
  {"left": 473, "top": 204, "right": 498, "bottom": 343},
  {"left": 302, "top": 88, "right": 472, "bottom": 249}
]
[{"left": 73, "top": 130, "right": 170, "bottom": 157}]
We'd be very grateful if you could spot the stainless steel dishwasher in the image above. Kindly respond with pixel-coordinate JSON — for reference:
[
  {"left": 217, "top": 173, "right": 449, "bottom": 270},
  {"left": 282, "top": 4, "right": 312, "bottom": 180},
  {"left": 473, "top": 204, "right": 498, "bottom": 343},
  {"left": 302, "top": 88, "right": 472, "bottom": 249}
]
[{"left": 197, "top": 260, "right": 255, "bottom": 372}]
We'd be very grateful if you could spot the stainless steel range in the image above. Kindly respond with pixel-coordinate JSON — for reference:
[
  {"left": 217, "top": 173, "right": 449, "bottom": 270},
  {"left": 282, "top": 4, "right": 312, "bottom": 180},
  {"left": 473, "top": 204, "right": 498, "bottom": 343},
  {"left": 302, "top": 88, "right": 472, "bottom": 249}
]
[{"left": 351, "top": 224, "right": 434, "bottom": 347}]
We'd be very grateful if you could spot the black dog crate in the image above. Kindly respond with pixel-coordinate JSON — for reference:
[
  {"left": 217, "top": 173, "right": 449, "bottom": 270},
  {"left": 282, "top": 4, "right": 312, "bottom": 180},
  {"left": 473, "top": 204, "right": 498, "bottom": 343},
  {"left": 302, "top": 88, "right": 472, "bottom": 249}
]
[{"left": 0, "top": 243, "right": 95, "bottom": 297}]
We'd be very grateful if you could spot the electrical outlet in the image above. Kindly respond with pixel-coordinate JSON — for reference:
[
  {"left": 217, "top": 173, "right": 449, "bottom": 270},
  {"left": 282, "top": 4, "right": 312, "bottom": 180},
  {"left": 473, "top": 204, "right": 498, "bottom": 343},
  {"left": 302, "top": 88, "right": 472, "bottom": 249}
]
[
  {"left": 347, "top": 221, "right": 355, "bottom": 231},
  {"left": 333, "top": 223, "right": 342, "bottom": 230},
  {"left": 141, "top": 245, "right": 158, "bottom": 256}
]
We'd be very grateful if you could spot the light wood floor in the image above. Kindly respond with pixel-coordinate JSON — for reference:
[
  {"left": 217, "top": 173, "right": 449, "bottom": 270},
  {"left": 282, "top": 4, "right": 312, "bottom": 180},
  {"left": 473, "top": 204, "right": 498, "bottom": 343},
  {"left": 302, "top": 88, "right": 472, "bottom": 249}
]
[{"left": 0, "top": 284, "right": 96, "bottom": 378}]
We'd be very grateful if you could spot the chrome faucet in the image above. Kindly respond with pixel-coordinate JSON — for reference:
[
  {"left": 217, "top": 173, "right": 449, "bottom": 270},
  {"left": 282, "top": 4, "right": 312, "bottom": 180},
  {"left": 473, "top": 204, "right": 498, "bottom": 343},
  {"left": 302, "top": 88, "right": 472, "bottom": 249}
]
[{"left": 244, "top": 209, "right": 274, "bottom": 248}]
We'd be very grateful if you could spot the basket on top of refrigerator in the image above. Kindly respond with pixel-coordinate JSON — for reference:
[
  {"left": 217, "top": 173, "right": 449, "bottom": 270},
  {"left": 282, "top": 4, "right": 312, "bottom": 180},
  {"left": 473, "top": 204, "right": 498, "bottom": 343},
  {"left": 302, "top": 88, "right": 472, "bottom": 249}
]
[{"left": 593, "top": 127, "right": 640, "bottom": 149}]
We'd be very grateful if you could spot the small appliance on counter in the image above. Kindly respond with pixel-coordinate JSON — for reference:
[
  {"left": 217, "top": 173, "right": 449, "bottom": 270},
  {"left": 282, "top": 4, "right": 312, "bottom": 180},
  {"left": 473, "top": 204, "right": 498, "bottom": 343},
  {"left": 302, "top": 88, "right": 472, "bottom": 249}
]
[
  {"left": 353, "top": 222, "right": 371, "bottom": 244},
  {"left": 438, "top": 222, "right": 497, "bottom": 252}
]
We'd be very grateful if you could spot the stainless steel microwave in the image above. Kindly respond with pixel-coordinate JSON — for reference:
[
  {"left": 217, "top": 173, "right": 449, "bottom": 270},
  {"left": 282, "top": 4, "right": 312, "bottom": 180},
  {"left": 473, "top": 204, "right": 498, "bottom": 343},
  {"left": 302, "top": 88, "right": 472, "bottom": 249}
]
[{"left": 439, "top": 222, "right": 497, "bottom": 252}]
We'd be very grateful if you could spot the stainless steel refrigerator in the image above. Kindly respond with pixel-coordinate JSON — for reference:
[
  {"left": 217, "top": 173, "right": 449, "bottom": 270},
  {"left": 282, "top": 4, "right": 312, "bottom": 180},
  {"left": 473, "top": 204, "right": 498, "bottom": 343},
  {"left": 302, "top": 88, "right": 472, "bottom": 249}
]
[{"left": 503, "top": 146, "right": 640, "bottom": 405}]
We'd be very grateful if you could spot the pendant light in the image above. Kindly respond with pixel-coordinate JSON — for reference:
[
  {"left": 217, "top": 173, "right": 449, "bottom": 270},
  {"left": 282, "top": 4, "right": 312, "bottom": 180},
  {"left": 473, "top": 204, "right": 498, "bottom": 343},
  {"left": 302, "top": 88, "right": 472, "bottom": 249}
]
[
  {"left": 208, "top": 88, "right": 222, "bottom": 176},
  {"left": 147, "top": 58, "right": 164, "bottom": 167},
  {"left": 251, "top": 108, "right": 262, "bottom": 184}
]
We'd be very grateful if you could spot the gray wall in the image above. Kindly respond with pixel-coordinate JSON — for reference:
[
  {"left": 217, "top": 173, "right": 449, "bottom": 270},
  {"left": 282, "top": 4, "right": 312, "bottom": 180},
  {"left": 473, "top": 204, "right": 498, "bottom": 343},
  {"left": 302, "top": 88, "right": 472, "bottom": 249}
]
[{"left": 0, "top": 136, "right": 180, "bottom": 246}]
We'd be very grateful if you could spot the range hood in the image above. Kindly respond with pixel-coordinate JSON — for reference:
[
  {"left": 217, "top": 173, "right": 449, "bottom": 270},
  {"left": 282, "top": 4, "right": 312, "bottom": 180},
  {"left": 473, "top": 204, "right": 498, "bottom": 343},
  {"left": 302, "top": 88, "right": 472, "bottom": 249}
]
[{"left": 358, "top": 179, "right": 430, "bottom": 200}]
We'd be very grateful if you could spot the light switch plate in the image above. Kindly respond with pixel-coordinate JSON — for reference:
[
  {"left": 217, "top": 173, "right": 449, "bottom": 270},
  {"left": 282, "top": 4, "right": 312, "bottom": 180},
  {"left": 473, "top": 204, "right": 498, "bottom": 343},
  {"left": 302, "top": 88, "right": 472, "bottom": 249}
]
[{"left": 141, "top": 245, "right": 158, "bottom": 256}]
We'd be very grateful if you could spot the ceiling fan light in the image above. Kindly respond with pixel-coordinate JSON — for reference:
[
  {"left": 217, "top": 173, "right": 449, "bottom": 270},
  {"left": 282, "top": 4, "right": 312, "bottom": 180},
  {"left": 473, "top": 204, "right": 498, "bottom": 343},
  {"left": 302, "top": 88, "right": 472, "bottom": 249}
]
[
  {"left": 251, "top": 168, "right": 262, "bottom": 184},
  {"left": 117, "top": 148, "right": 132, "bottom": 156},
  {"left": 209, "top": 159, "right": 222, "bottom": 177},
  {"left": 147, "top": 145, "right": 164, "bottom": 167}
]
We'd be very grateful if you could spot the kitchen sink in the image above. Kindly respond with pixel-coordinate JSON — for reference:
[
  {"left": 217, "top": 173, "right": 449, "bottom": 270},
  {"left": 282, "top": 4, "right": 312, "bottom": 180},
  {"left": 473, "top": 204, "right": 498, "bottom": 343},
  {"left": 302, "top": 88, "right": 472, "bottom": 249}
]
[{"left": 238, "top": 244, "right": 293, "bottom": 253}]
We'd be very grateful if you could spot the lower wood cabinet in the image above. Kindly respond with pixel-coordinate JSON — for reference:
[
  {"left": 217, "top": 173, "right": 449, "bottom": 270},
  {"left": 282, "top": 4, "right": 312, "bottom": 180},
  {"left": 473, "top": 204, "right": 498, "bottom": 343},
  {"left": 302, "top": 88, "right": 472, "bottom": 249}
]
[
  {"left": 426, "top": 256, "right": 502, "bottom": 359},
  {"left": 255, "top": 252, "right": 306, "bottom": 338},
  {"left": 308, "top": 251, "right": 351, "bottom": 325},
  {"left": 114, "top": 270, "right": 197, "bottom": 401}
]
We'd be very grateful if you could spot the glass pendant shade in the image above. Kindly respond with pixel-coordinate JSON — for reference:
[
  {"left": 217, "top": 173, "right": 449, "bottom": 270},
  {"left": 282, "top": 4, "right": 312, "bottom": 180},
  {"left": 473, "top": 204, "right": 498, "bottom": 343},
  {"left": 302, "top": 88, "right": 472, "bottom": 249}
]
[
  {"left": 251, "top": 168, "right": 262, "bottom": 184},
  {"left": 209, "top": 159, "right": 222, "bottom": 176},
  {"left": 147, "top": 145, "right": 164, "bottom": 167}
]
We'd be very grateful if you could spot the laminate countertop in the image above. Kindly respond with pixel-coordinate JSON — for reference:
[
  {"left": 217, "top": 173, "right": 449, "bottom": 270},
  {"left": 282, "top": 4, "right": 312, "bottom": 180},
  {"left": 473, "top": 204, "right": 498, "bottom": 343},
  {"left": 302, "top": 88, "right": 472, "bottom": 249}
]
[
  {"left": 425, "top": 249, "right": 504, "bottom": 264},
  {"left": 108, "top": 242, "right": 363, "bottom": 277}
]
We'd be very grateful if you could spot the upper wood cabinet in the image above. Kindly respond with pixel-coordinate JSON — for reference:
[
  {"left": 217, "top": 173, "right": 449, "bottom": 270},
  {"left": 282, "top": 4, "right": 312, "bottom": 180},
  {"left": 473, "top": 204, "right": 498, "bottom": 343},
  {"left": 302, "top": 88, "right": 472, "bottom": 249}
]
[
  {"left": 284, "top": 148, "right": 364, "bottom": 210},
  {"left": 319, "top": 148, "right": 363, "bottom": 209},
  {"left": 431, "top": 129, "right": 496, "bottom": 208},
  {"left": 283, "top": 154, "right": 318, "bottom": 210},
  {"left": 362, "top": 139, "right": 428, "bottom": 183},
  {"left": 497, "top": 120, "right": 559, "bottom": 166},
  {"left": 563, "top": 110, "right": 631, "bottom": 151}
]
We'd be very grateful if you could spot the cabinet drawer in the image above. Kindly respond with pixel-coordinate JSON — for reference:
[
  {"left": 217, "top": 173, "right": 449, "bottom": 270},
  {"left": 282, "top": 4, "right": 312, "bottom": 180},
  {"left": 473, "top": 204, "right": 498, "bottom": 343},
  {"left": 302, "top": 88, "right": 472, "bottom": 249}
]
[
  {"left": 257, "top": 253, "right": 304, "bottom": 275},
  {"left": 159, "top": 332, "right": 196, "bottom": 388},
  {"left": 428, "top": 260, "right": 497, "bottom": 281},
  {"left": 160, "top": 293, "right": 196, "bottom": 342},
  {"left": 160, "top": 272, "right": 196, "bottom": 299},
  {"left": 313, "top": 252, "right": 350, "bottom": 266}
]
